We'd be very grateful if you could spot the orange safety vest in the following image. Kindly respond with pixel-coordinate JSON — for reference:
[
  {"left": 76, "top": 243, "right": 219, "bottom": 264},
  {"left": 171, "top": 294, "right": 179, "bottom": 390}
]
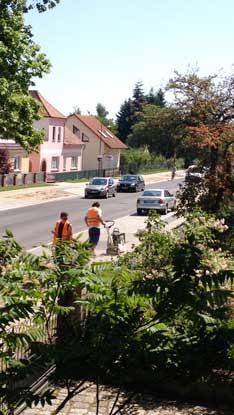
[
  {"left": 86, "top": 207, "right": 101, "bottom": 227},
  {"left": 54, "top": 219, "right": 72, "bottom": 241}
]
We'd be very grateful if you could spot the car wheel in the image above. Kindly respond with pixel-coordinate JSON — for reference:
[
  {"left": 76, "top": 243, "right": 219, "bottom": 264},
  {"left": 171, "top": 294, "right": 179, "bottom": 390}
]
[{"left": 137, "top": 208, "right": 142, "bottom": 215}]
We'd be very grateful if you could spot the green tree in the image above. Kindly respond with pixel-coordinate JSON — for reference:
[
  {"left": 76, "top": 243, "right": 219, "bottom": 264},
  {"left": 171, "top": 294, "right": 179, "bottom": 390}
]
[
  {"left": 145, "top": 87, "right": 166, "bottom": 107},
  {"left": 96, "top": 102, "right": 109, "bottom": 119},
  {"left": 116, "top": 99, "right": 134, "bottom": 142},
  {"left": 132, "top": 80, "right": 145, "bottom": 123},
  {"left": 128, "top": 104, "right": 184, "bottom": 158},
  {"left": 95, "top": 103, "right": 117, "bottom": 134},
  {"left": 0, "top": 0, "right": 51, "bottom": 151},
  {"left": 167, "top": 69, "right": 234, "bottom": 213},
  {"left": 25, "top": 0, "right": 60, "bottom": 13}
]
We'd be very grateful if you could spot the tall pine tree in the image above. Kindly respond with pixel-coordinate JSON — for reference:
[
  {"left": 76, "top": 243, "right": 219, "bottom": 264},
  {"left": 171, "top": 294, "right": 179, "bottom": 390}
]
[
  {"left": 146, "top": 87, "right": 166, "bottom": 107},
  {"left": 116, "top": 99, "right": 134, "bottom": 142},
  {"left": 132, "top": 81, "right": 145, "bottom": 122}
]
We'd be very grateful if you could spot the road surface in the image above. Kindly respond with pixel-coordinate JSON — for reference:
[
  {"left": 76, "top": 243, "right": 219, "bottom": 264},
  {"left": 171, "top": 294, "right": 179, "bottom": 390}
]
[{"left": 0, "top": 179, "right": 181, "bottom": 249}]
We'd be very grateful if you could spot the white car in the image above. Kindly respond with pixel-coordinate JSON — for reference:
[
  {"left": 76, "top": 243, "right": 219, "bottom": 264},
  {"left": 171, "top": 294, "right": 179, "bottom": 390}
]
[
  {"left": 137, "top": 189, "right": 176, "bottom": 215},
  {"left": 185, "top": 165, "right": 208, "bottom": 183}
]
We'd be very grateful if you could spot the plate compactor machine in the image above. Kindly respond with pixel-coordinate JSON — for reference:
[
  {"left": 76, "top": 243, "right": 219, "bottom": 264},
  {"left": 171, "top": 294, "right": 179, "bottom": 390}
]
[{"left": 105, "top": 220, "right": 126, "bottom": 256}]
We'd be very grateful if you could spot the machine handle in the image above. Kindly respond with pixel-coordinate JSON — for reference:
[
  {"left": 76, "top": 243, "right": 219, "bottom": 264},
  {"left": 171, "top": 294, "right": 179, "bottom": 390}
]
[{"left": 104, "top": 220, "right": 115, "bottom": 228}]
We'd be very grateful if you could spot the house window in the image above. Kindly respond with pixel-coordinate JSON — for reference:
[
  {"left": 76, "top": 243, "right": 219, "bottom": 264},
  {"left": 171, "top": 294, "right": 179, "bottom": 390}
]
[
  {"left": 73, "top": 125, "right": 80, "bottom": 137},
  {"left": 71, "top": 156, "right": 78, "bottom": 169},
  {"left": 52, "top": 127, "right": 56, "bottom": 142},
  {"left": 82, "top": 133, "right": 89, "bottom": 142},
  {"left": 58, "top": 127, "right": 62, "bottom": 142},
  {"left": 51, "top": 157, "right": 59, "bottom": 170},
  {"left": 14, "top": 155, "right": 21, "bottom": 171},
  {"left": 63, "top": 157, "right": 67, "bottom": 171}
]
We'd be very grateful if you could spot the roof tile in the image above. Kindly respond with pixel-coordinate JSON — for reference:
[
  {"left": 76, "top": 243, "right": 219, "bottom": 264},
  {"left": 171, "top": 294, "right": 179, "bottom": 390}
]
[{"left": 72, "top": 115, "right": 127, "bottom": 149}]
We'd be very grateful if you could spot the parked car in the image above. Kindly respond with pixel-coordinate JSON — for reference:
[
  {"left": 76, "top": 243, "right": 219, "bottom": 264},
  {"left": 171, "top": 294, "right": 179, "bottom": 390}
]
[
  {"left": 185, "top": 165, "right": 208, "bottom": 183},
  {"left": 85, "top": 177, "right": 116, "bottom": 198},
  {"left": 117, "top": 175, "right": 145, "bottom": 192},
  {"left": 137, "top": 188, "right": 176, "bottom": 215}
]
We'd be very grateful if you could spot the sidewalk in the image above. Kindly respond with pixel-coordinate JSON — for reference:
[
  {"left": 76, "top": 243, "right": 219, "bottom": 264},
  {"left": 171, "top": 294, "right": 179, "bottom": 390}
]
[
  {"left": 0, "top": 171, "right": 185, "bottom": 211},
  {"left": 22, "top": 382, "right": 231, "bottom": 415},
  {"left": 28, "top": 212, "right": 184, "bottom": 258}
]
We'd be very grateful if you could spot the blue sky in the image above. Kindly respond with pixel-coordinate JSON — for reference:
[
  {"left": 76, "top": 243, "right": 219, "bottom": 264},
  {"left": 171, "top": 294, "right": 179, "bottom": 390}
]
[{"left": 26, "top": 0, "right": 234, "bottom": 118}]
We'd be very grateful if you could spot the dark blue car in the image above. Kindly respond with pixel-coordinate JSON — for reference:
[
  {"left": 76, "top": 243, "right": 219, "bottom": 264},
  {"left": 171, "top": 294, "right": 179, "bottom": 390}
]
[{"left": 117, "top": 175, "right": 145, "bottom": 192}]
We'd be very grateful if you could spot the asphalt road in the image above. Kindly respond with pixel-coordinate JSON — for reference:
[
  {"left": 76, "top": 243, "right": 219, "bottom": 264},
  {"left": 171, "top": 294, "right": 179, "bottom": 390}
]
[{"left": 0, "top": 179, "right": 182, "bottom": 249}]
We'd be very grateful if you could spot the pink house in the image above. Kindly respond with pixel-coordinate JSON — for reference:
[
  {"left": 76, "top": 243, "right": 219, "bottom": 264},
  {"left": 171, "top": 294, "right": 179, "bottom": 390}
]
[{"left": 29, "top": 91, "right": 83, "bottom": 173}]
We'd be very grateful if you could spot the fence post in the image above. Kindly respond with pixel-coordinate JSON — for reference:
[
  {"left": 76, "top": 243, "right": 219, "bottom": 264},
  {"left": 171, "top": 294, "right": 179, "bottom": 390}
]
[{"left": 2, "top": 174, "right": 6, "bottom": 187}]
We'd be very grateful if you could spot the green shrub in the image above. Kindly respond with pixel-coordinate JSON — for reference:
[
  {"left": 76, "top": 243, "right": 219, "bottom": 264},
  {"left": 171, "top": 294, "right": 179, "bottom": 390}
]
[{"left": 120, "top": 148, "right": 184, "bottom": 174}]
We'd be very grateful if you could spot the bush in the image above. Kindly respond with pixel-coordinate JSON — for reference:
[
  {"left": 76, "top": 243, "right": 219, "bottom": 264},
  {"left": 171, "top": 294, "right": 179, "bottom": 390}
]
[{"left": 120, "top": 148, "right": 184, "bottom": 174}]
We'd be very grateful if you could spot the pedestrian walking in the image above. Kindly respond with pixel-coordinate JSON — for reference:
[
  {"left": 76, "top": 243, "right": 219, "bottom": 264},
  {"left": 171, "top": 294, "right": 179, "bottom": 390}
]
[
  {"left": 171, "top": 164, "right": 176, "bottom": 180},
  {"left": 52, "top": 211, "right": 73, "bottom": 244},
  {"left": 85, "top": 202, "right": 106, "bottom": 251}
]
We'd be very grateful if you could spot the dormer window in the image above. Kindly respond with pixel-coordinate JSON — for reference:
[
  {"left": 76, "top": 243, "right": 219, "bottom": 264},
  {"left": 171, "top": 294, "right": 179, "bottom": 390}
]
[
  {"left": 73, "top": 125, "right": 80, "bottom": 137},
  {"left": 82, "top": 133, "right": 89, "bottom": 142}
]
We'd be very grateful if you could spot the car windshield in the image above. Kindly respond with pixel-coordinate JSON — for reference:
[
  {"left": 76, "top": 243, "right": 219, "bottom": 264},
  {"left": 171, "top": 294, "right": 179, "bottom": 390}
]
[
  {"left": 122, "top": 175, "right": 137, "bottom": 181},
  {"left": 91, "top": 178, "right": 108, "bottom": 185},
  {"left": 143, "top": 190, "right": 162, "bottom": 197}
]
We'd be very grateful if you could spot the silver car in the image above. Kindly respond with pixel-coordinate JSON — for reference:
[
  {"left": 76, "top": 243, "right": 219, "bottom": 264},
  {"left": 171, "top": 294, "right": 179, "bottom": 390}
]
[
  {"left": 85, "top": 177, "right": 116, "bottom": 198},
  {"left": 137, "top": 189, "right": 176, "bottom": 215}
]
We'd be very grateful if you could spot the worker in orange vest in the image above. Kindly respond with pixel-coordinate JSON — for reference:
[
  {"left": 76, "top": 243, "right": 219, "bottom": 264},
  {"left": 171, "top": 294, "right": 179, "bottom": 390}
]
[
  {"left": 52, "top": 211, "right": 73, "bottom": 244},
  {"left": 85, "top": 202, "right": 105, "bottom": 250}
]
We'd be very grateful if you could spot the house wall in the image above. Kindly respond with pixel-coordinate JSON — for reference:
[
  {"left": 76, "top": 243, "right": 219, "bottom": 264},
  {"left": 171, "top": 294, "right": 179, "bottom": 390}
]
[
  {"left": 66, "top": 116, "right": 121, "bottom": 170},
  {"left": 66, "top": 115, "right": 104, "bottom": 170},
  {"left": 61, "top": 148, "right": 83, "bottom": 171},
  {"left": 30, "top": 118, "right": 63, "bottom": 173},
  {"left": 30, "top": 117, "right": 83, "bottom": 173},
  {"left": 103, "top": 146, "right": 120, "bottom": 169},
  {"left": 0, "top": 140, "right": 30, "bottom": 173},
  {"left": 8, "top": 149, "right": 30, "bottom": 173},
  {"left": 29, "top": 151, "right": 40, "bottom": 172}
]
